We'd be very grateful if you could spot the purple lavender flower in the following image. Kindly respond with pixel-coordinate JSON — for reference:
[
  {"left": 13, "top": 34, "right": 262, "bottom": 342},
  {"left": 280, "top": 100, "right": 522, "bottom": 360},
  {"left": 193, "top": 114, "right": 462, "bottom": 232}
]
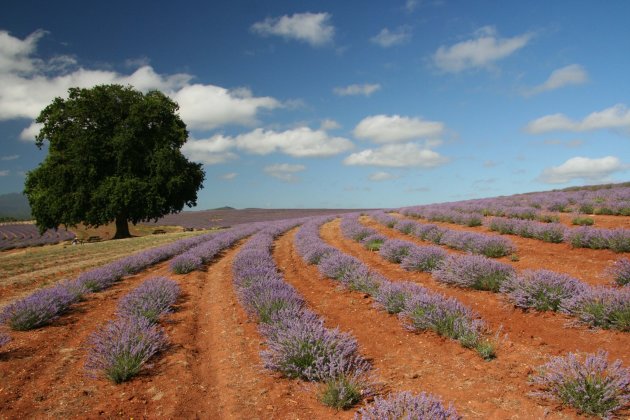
[
  {"left": 117, "top": 277, "right": 180, "bottom": 323},
  {"left": 318, "top": 252, "right": 363, "bottom": 281},
  {"left": 261, "top": 314, "right": 369, "bottom": 382},
  {"left": 238, "top": 278, "right": 305, "bottom": 324},
  {"left": 355, "top": 391, "right": 460, "bottom": 420},
  {"left": 85, "top": 316, "right": 167, "bottom": 383},
  {"left": 361, "top": 233, "right": 387, "bottom": 251},
  {"left": 566, "top": 226, "right": 610, "bottom": 250},
  {"left": 501, "top": 270, "right": 589, "bottom": 312},
  {"left": 395, "top": 220, "right": 417, "bottom": 235},
  {"left": 379, "top": 239, "right": 414, "bottom": 263},
  {"left": 531, "top": 350, "right": 630, "bottom": 418},
  {"left": 0, "top": 332, "right": 10, "bottom": 348},
  {"left": 340, "top": 215, "right": 375, "bottom": 241},
  {"left": 433, "top": 254, "right": 515, "bottom": 292},
  {"left": 0, "top": 283, "right": 78, "bottom": 330},
  {"left": 370, "top": 211, "right": 398, "bottom": 228},
  {"left": 339, "top": 265, "right": 384, "bottom": 295},
  {"left": 568, "top": 287, "right": 630, "bottom": 331},
  {"left": 170, "top": 253, "right": 203, "bottom": 274},
  {"left": 374, "top": 281, "right": 427, "bottom": 314},
  {"left": 608, "top": 258, "right": 630, "bottom": 286},
  {"left": 401, "top": 245, "right": 447, "bottom": 272}
]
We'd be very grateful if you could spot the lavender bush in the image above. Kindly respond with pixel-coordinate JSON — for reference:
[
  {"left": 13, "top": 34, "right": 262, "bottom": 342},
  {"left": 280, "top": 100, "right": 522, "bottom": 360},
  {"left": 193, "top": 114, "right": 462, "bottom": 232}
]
[
  {"left": 531, "top": 350, "right": 630, "bottom": 418},
  {"left": 434, "top": 254, "right": 515, "bottom": 292},
  {"left": 361, "top": 233, "right": 386, "bottom": 251},
  {"left": 339, "top": 265, "right": 384, "bottom": 295},
  {"left": 239, "top": 278, "right": 305, "bottom": 324},
  {"left": 355, "top": 391, "right": 460, "bottom": 420},
  {"left": 85, "top": 316, "right": 167, "bottom": 383},
  {"left": 370, "top": 211, "right": 398, "bottom": 228},
  {"left": 395, "top": 220, "right": 417, "bottom": 235},
  {"left": 170, "top": 253, "right": 204, "bottom": 274},
  {"left": 379, "top": 239, "right": 414, "bottom": 263},
  {"left": 608, "top": 258, "right": 630, "bottom": 286},
  {"left": 318, "top": 252, "right": 364, "bottom": 282},
  {"left": 117, "top": 277, "right": 180, "bottom": 323},
  {"left": 374, "top": 281, "right": 426, "bottom": 314},
  {"left": 340, "top": 215, "right": 375, "bottom": 242},
  {"left": 320, "top": 370, "right": 373, "bottom": 410},
  {"left": 0, "top": 284, "right": 78, "bottom": 330},
  {"left": 568, "top": 287, "right": 630, "bottom": 331},
  {"left": 400, "top": 245, "right": 447, "bottom": 272},
  {"left": 501, "top": 270, "right": 589, "bottom": 312},
  {"left": 0, "top": 332, "right": 10, "bottom": 348}
]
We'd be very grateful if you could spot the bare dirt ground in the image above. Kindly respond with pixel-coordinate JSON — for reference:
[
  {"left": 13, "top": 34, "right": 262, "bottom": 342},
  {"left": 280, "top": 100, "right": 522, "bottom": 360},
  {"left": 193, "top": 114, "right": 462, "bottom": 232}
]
[{"left": 0, "top": 217, "right": 628, "bottom": 419}]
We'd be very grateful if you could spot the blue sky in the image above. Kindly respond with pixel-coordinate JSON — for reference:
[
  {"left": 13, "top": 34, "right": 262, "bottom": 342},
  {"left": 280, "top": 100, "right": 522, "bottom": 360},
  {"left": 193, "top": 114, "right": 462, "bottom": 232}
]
[{"left": 1, "top": 0, "right": 629, "bottom": 209}]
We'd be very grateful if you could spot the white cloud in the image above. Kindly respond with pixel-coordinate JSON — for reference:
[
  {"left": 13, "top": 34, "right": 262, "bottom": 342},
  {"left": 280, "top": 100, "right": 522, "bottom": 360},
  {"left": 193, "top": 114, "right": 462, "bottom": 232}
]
[
  {"left": 406, "top": 0, "right": 418, "bottom": 12},
  {"left": 182, "top": 126, "right": 354, "bottom": 164},
  {"left": 19, "top": 121, "right": 42, "bottom": 141},
  {"left": 251, "top": 12, "right": 334, "bottom": 47},
  {"left": 333, "top": 83, "right": 381, "bottom": 97},
  {"left": 526, "top": 104, "right": 630, "bottom": 134},
  {"left": 525, "top": 64, "right": 588, "bottom": 96},
  {"left": 433, "top": 26, "right": 532, "bottom": 73},
  {"left": 344, "top": 142, "right": 448, "bottom": 168},
  {"left": 538, "top": 156, "right": 626, "bottom": 184},
  {"left": 0, "top": 30, "right": 281, "bottom": 133},
  {"left": 0, "top": 170, "right": 9, "bottom": 176},
  {"left": 368, "top": 171, "right": 397, "bottom": 181},
  {"left": 220, "top": 172, "right": 238, "bottom": 180},
  {"left": 234, "top": 127, "right": 353, "bottom": 157},
  {"left": 0, "top": 154, "right": 19, "bottom": 161},
  {"left": 371, "top": 26, "right": 412, "bottom": 47},
  {"left": 263, "top": 163, "right": 306, "bottom": 182},
  {"left": 172, "top": 85, "right": 280, "bottom": 131},
  {"left": 320, "top": 118, "right": 341, "bottom": 130},
  {"left": 353, "top": 114, "right": 444, "bottom": 144}
]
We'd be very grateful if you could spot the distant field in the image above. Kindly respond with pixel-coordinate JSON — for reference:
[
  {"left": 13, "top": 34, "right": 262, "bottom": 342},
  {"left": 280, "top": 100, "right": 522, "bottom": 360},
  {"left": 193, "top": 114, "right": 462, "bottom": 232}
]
[{"left": 141, "top": 207, "right": 366, "bottom": 229}]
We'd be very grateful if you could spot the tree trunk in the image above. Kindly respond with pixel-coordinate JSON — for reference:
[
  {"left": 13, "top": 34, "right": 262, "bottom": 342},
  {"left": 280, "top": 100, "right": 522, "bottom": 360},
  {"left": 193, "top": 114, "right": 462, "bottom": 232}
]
[{"left": 113, "top": 215, "right": 131, "bottom": 239}]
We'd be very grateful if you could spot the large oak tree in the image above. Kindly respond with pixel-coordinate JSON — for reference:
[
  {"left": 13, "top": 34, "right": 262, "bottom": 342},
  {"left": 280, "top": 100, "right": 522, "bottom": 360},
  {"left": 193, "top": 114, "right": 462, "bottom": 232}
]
[{"left": 24, "top": 84, "right": 205, "bottom": 239}]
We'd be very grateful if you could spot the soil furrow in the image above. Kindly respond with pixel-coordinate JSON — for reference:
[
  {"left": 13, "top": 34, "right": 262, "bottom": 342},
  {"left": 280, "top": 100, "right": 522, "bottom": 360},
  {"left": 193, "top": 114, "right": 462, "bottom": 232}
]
[{"left": 274, "top": 227, "right": 579, "bottom": 419}]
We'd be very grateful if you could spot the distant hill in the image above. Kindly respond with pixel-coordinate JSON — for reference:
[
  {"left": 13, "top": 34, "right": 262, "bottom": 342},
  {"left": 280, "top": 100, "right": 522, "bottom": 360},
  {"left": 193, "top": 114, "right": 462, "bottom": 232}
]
[
  {"left": 0, "top": 193, "right": 31, "bottom": 220},
  {"left": 213, "top": 206, "right": 235, "bottom": 210}
]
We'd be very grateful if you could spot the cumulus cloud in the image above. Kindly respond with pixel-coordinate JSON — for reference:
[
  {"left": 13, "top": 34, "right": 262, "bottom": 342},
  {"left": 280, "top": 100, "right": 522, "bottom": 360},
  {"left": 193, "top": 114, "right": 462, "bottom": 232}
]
[
  {"left": 433, "top": 26, "right": 532, "bottom": 73},
  {"left": 251, "top": 12, "right": 334, "bottom": 47},
  {"left": 368, "top": 171, "right": 397, "bottom": 181},
  {"left": 526, "top": 104, "right": 630, "bottom": 134},
  {"left": 525, "top": 64, "right": 588, "bottom": 96},
  {"left": 320, "top": 118, "right": 341, "bottom": 130},
  {"left": 0, "top": 30, "right": 281, "bottom": 133},
  {"left": 220, "top": 172, "right": 238, "bottom": 180},
  {"left": 344, "top": 142, "right": 448, "bottom": 168},
  {"left": 353, "top": 114, "right": 444, "bottom": 144},
  {"left": 333, "top": 83, "right": 381, "bottom": 97},
  {"left": 0, "top": 170, "right": 9, "bottom": 176},
  {"left": 371, "top": 26, "right": 412, "bottom": 47},
  {"left": 538, "top": 156, "right": 626, "bottom": 184},
  {"left": 182, "top": 127, "right": 354, "bottom": 164},
  {"left": 263, "top": 163, "right": 306, "bottom": 182},
  {"left": 19, "top": 121, "right": 42, "bottom": 141}
]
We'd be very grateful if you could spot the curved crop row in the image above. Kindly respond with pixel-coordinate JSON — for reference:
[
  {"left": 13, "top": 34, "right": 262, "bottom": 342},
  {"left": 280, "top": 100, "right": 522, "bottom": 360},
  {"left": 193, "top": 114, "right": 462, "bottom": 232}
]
[
  {"left": 0, "top": 228, "right": 229, "bottom": 331},
  {"left": 231, "top": 219, "right": 375, "bottom": 410},
  {"left": 368, "top": 212, "right": 630, "bottom": 332},
  {"left": 300, "top": 215, "right": 497, "bottom": 360},
  {"left": 85, "top": 277, "right": 180, "bottom": 383}
]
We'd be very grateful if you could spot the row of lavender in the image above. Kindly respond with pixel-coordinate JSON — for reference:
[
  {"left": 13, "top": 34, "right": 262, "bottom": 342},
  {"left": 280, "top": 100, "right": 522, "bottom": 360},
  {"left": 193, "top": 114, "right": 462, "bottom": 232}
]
[
  {"left": 296, "top": 216, "right": 497, "bottom": 360},
  {"left": 401, "top": 206, "right": 630, "bottom": 253},
  {"left": 402, "top": 184, "right": 630, "bottom": 217},
  {"left": 0, "top": 223, "right": 76, "bottom": 251},
  {"left": 86, "top": 277, "right": 180, "bottom": 383},
  {"left": 0, "top": 224, "right": 259, "bottom": 336},
  {"left": 367, "top": 212, "right": 630, "bottom": 332},
  {"left": 339, "top": 214, "right": 630, "bottom": 418}
]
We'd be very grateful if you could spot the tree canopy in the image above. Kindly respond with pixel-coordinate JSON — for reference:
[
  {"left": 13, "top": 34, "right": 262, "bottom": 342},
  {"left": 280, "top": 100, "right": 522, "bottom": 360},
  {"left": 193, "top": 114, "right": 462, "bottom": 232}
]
[{"left": 24, "top": 84, "right": 205, "bottom": 239}]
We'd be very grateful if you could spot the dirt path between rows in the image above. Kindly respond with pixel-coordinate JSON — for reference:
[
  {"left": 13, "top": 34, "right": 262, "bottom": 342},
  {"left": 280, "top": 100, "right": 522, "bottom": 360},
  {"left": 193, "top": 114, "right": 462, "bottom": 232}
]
[
  {"left": 383, "top": 215, "right": 622, "bottom": 287},
  {"left": 274, "top": 228, "right": 580, "bottom": 419},
  {"left": 338, "top": 219, "right": 629, "bottom": 365}
]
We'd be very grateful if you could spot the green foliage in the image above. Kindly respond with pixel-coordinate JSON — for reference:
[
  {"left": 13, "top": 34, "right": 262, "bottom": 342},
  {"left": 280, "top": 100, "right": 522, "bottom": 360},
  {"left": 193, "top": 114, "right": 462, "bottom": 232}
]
[
  {"left": 24, "top": 85, "right": 205, "bottom": 238},
  {"left": 572, "top": 217, "right": 594, "bottom": 226}
]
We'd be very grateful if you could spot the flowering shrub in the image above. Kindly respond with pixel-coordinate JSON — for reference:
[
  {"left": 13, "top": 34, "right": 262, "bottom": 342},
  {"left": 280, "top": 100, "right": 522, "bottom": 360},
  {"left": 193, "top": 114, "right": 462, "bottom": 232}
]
[
  {"left": 170, "top": 254, "right": 204, "bottom": 274},
  {"left": 572, "top": 216, "right": 594, "bottom": 226},
  {"left": 356, "top": 391, "right": 460, "bottom": 419},
  {"left": 374, "top": 281, "right": 427, "bottom": 314},
  {"left": 0, "top": 332, "right": 10, "bottom": 348},
  {"left": 501, "top": 270, "right": 589, "bottom": 312},
  {"left": 400, "top": 245, "right": 447, "bottom": 272},
  {"left": 318, "top": 252, "right": 364, "bottom": 282},
  {"left": 117, "top": 277, "right": 180, "bottom": 324},
  {"left": 369, "top": 211, "right": 398, "bottom": 228},
  {"left": 339, "top": 265, "right": 384, "bottom": 295},
  {"left": 238, "top": 278, "right": 305, "bottom": 324},
  {"left": 361, "top": 233, "right": 386, "bottom": 251},
  {"left": 85, "top": 316, "right": 167, "bottom": 383},
  {"left": 608, "top": 258, "right": 630, "bottom": 286},
  {"left": 433, "top": 255, "right": 515, "bottom": 292},
  {"left": 440, "top": 230, "right": 515, "bottom": 257},
  {"left": 531, "top": 350, "right": 630, "bottom": 418},
  {"left": 319, "top": 370, "right": 372, "bottom": 410},
  {"left": 395, "top": 220, "right": 417, "bottom": 235},
  {"left": 340, "top": 215, "right": 375, "bottom": 241},
  {"left": 379, "top": 239, "right": 414, "bottom": 263},
  {"left": 567, "top": 227, "right": 630, "bottom": 252},
  {"left": 568, "top": 287, "right": 630, "bottom": 331},
  {"left": 0, "top": 284, "right": 78, "bottom": 330}
]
